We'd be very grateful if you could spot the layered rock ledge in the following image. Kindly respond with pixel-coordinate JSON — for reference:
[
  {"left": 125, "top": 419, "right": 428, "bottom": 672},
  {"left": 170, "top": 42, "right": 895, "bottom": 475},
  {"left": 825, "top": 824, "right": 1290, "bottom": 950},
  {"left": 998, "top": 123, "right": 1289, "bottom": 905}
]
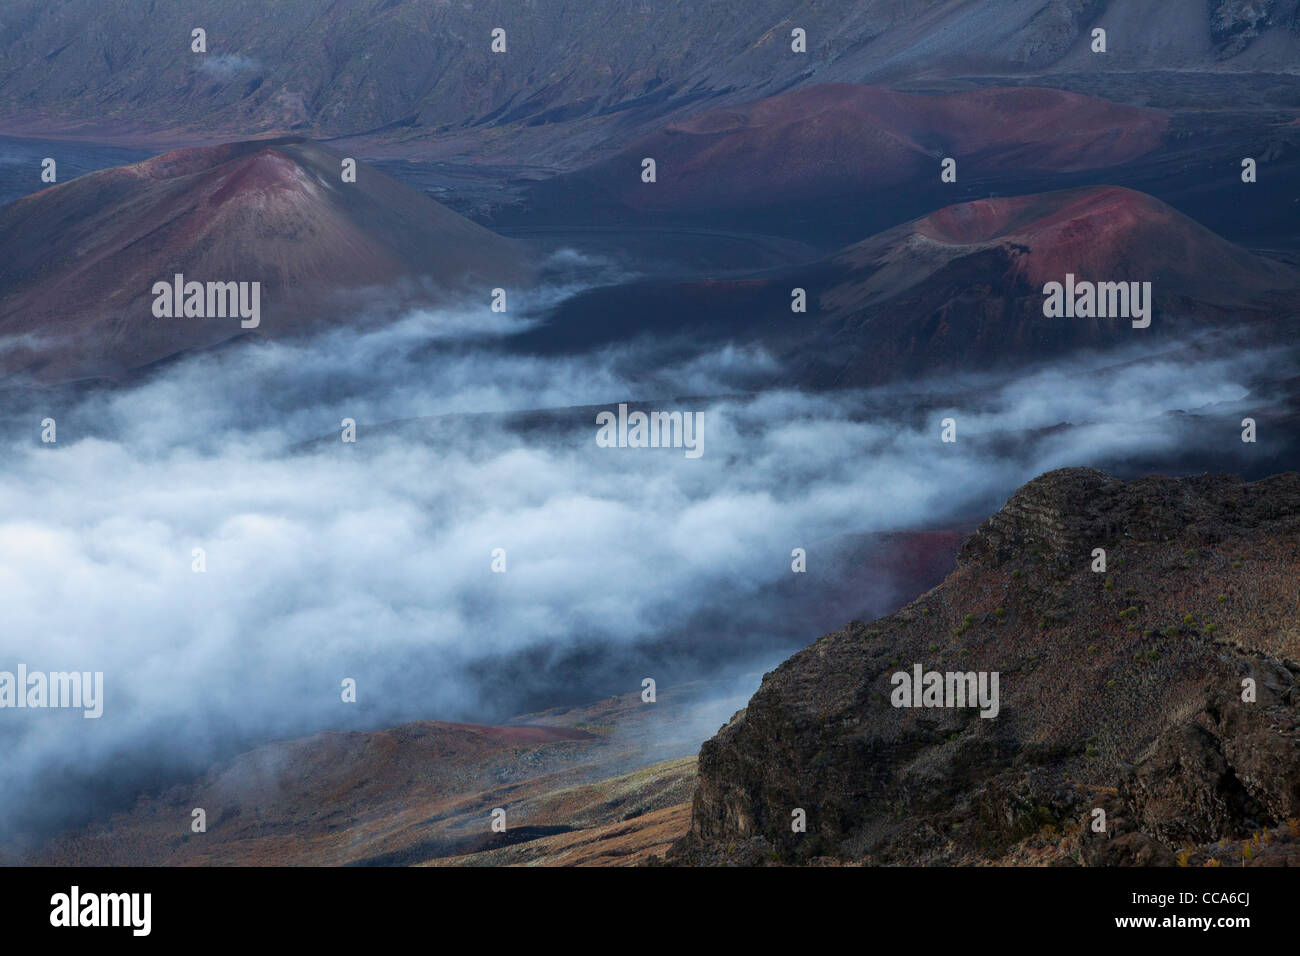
[{"left": 672, "top": 467, "right": 1300, "bottom": 866}]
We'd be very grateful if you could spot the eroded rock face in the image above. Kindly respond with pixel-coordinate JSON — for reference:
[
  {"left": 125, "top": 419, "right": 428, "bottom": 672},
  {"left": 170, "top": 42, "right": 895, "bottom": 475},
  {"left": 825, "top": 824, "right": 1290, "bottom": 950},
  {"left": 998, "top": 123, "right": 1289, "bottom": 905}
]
[{"left": 673, "top": 467, "right": 1300, "bottom": 865}]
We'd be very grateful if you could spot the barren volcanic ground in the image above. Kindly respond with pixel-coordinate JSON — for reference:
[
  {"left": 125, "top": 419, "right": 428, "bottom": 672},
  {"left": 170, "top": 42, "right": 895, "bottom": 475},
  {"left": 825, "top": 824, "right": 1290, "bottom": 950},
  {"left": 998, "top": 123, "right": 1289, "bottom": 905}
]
[
  {"left": 675, "top": 468, "right": 1300, "bottom": 867},
  {"left": 15, "top": 684, "right": 724, "bottom": 867},
  {"left": 518, "top": 84, "right": 1169, "bottom": 223},
  {"left": 24, "top": 469, "right": 1300, "bottom": 869},
  {"left": 512, "top": 185, "right": 1300, "bottom": 390},
  {"left": 0, "top": 138, "right": 529, "bottom": 384},
  {"left": 3, "top": 0, "right": 1297, "bottom": 167},
  {"left": 1, "top": 2, "right": 1297, "bottom": 878}
]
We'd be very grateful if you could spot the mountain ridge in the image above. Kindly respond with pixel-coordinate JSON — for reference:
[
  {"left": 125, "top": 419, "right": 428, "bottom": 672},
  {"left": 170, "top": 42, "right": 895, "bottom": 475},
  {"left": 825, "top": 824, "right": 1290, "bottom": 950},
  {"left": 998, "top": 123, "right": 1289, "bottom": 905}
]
[{"left": 2, "top": 0, "right": 1297, "bottom": 165}]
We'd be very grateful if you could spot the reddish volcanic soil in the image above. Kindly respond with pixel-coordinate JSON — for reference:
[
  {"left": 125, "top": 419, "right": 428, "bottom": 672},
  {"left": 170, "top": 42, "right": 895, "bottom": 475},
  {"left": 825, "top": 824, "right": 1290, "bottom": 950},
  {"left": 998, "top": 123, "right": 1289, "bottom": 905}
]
[
  {"left": 12, "top": 683, "right": 738, "bottom": 867},
  {"left": 0, "top": 137, "right": 530, "bottom": 384},
  {"left": 534, "top": 184, "right": 1299, "bottom": 388},
  {"left": 862, "top": 530, "right": 966, "bottom": 604},
  {"left": 432, "top": 722, "right": 595, "bottom": 746},
  {"left": 804, "top": 185, "right": 1300, "bottom": 383},
  {"left": 541, "top": 84, "right": 1168, "bottom": 214},
  {"left": 905, "top": 185, "right": 1287, "bottom": 290},
  {"left": 823, "top": 185, "right": 1299, "bottom": 321}
]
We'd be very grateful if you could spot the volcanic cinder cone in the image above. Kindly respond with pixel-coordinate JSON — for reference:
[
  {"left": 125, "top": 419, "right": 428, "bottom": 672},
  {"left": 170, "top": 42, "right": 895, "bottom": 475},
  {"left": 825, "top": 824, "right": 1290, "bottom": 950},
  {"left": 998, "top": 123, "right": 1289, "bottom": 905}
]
[
  {"left": 524, "top": 185, "right": 1299, "bottom": 389},
  {"left": 0, "top": 137, "right": 531, "bottom": 384},
  {"left": 525, "top": 84, "right": 1169, "bottom": 220}
]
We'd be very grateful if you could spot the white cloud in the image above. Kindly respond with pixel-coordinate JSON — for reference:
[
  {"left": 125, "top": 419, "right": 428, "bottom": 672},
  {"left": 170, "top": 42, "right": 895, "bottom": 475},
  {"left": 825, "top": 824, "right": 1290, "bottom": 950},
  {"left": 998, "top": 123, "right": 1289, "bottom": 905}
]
[{"left": 0, "top": 273, "right": 1276, "bottom": 842}]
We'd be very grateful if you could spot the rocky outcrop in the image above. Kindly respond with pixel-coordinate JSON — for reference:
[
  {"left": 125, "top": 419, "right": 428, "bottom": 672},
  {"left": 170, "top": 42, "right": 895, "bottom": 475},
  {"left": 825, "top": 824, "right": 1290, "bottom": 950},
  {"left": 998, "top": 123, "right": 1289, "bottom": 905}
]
[{"left": 673, "top": 467, "right": 1300, "bottom": 865}]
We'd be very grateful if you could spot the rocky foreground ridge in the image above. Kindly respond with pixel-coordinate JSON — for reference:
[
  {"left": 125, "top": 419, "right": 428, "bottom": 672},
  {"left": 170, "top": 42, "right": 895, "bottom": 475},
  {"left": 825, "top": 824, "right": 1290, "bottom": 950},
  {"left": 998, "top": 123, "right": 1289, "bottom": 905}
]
[{"left": 671, "top": 468, "right": 1300, "bottom": 866}]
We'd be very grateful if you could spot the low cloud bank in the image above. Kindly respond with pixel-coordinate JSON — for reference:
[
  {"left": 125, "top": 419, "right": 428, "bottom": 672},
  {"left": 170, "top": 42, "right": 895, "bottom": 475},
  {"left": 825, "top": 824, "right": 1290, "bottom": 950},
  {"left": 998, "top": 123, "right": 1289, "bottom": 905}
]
[{"left": 0, "top": 263, "right": 1276, "bottom": 842}]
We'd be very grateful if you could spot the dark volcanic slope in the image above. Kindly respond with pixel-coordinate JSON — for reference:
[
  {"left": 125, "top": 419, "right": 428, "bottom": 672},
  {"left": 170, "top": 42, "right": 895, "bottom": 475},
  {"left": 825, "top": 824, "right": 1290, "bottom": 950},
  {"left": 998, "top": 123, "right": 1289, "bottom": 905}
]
[
  {"left": 522, "top": 84, "right": 1169, "bottom": 221},
  {"left": 674, "top": 468, "right": 1300, "bottom": 866},
  {"left": 523, "top": 185, "right": 1299, "bottom": 388},
  {"left": 0, "top": 137, "right": 528, "bottom": 384},
  {"left": 1, "top": 0, "right": 1296, "bottom": 163}
]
